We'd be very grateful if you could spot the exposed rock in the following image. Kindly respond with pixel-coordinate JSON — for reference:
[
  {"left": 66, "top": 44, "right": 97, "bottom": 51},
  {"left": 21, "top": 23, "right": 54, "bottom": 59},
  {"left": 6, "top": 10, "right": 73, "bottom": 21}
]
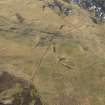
[{"left": 0, "top": 71, "right": 43, "bottom": 105}]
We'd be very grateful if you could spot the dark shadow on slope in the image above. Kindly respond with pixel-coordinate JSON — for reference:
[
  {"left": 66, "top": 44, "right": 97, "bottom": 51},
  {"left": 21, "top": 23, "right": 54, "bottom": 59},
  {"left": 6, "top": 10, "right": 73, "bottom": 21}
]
[{"left": 0, "top": 71, "right": 43, "bottom": 105}]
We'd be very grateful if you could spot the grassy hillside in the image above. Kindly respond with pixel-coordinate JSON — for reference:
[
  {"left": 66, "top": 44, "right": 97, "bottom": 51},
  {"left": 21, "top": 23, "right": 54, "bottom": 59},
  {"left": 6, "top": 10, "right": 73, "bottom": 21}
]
[{"left": 0, "top": 0, "right": 105, "bottom": 105}]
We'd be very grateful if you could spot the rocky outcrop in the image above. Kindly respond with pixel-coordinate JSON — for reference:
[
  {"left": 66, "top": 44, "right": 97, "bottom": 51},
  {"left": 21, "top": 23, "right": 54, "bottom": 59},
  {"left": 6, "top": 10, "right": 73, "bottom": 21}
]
[{"left": 0, "top": 71, "right": 43, "bottom": 105}]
